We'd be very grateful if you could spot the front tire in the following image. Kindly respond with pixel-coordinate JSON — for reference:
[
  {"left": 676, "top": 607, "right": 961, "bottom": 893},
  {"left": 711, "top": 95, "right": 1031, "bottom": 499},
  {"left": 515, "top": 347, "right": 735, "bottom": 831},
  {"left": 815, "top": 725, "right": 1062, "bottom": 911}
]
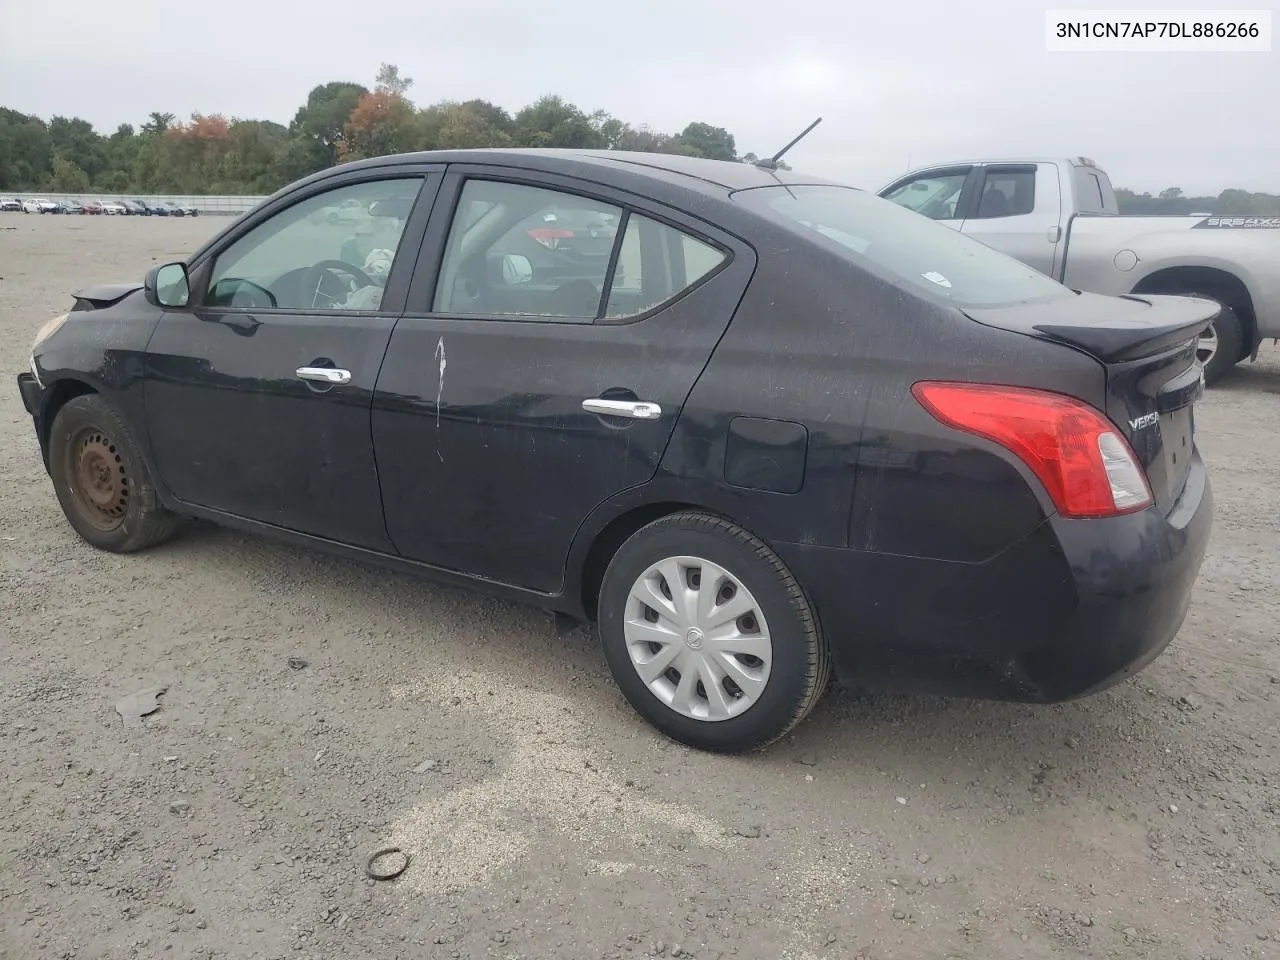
[
  {"left": 48, "top": 394, "right": 182, "bottom": 553},
  {"left": 597, "top": 511, "right": 830, "bottom": 753}
]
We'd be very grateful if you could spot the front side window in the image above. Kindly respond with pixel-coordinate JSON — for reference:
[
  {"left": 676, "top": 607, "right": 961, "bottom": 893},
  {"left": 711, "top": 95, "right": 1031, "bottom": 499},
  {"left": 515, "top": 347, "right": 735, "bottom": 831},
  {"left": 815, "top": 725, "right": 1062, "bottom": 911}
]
[
  {"left": 881, "top": 170, "right": 970, "bottom": 220},
  {"left": 206, "top": 178, "right": 422, "bottom": 312},
  {"left": 735, "top": 184, "right": 1071, "bottom": 308},
  {"left": 973, "top": 169, "right": 1036, "bottom": 219}
]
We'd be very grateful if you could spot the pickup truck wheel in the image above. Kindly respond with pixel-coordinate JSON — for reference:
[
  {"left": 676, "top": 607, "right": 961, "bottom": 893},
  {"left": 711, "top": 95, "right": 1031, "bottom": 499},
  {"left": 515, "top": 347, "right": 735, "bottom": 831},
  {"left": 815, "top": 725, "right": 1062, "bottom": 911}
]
[
  {"left": 1194, "top": 302, "right": 1244, "bottom": 387},
  {"left": 48, "top": 395, "right": 183, "bottom": 553}
]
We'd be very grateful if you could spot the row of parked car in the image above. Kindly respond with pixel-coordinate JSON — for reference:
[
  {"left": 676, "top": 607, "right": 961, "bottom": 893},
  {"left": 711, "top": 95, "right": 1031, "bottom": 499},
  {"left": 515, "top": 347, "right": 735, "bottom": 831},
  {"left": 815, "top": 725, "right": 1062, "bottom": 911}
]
[{"left": 0, "top": 197, "right": 199, "bottom": 216}]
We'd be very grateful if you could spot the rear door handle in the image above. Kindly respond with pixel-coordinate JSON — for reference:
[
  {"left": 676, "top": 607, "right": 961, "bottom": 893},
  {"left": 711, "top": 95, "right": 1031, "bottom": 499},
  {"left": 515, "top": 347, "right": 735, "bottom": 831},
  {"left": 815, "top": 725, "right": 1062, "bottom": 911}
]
[
  {"left": 582, "top": 398, "right": 663, "bottom": 420},
  {"left": 296, "top": 366, "right": 351, "bottom": 385}
]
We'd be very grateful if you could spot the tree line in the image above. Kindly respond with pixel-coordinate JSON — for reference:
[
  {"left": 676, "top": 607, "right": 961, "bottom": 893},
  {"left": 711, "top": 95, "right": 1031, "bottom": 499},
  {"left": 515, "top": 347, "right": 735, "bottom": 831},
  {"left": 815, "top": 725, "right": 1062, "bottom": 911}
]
[
  {"left": 0, "top": 63, "right": 775, "bottom": 197},
  {"left": 1, "top": 63, "right": 1276, "bottom": 214},
  {"left": 1114, "top": 185, "right": 1279, "bottom": 216}
]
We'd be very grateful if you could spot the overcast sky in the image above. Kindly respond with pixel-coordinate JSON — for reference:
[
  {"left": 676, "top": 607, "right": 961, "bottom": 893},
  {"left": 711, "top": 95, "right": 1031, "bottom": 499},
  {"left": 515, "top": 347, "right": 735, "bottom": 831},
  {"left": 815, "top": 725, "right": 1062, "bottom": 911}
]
[{"left": 1, "top": 0, "right": 1276, "bottom": 194}]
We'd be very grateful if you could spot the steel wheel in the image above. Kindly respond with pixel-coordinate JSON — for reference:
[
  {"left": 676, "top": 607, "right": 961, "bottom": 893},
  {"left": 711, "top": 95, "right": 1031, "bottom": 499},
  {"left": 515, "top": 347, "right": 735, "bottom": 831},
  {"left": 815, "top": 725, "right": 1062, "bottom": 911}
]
[
  {"left": 68, "top": 427, "right": 130, "bottom": 532},
  {"left": 1196, "top": 323, "right": 1219, "bottom": 368},
  {"left": 624, "top": 555, "right": 774, "bottom": 721},
  {"left": 48, "top": 394, "right": 182, "bottom": 553}
]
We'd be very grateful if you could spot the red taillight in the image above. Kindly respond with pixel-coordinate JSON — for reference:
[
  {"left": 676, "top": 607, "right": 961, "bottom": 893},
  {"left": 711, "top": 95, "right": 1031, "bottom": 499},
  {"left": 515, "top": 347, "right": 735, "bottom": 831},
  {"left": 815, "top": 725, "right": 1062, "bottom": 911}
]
[
  {"left": 527, "top": 227, "right": 574, "bottom": 249},
  {"left": 911, "top": 381, "right": 1153, "bottom": 519}
]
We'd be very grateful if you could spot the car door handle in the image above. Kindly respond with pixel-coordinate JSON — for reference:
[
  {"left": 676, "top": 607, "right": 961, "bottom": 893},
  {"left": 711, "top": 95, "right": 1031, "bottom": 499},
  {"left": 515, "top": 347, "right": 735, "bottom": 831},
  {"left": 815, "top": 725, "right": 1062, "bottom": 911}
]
[
  {"left": 582, "top": 398, "right": 663, "bottom": 420},
  {"left": 296, "top": 366, "right": 351, "bottom": 385}
]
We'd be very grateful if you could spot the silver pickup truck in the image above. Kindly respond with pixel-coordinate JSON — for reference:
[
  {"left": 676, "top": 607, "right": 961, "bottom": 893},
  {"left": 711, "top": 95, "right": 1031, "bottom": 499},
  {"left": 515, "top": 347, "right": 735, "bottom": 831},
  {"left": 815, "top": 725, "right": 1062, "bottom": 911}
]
[{"left": 877, "top": 157, "right": 1280, "bottom": 385}]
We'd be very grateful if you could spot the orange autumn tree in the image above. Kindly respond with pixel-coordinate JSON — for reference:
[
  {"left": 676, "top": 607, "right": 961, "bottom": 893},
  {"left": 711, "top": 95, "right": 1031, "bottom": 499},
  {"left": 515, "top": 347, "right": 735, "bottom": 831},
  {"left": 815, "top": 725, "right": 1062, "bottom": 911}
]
[
  {"left": 338, "top": 64, "right": 419, "bottom": 161},
  {"left": 156, "top": 112, "right": 232, "bottom": 192}
]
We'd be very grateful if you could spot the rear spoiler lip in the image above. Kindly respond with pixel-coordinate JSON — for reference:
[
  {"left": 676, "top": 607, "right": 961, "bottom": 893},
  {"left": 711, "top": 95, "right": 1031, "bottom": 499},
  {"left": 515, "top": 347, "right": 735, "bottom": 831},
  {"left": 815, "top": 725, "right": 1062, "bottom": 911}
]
[{"left": 962, "top": 293, "right": 1220, "bottom": 364}]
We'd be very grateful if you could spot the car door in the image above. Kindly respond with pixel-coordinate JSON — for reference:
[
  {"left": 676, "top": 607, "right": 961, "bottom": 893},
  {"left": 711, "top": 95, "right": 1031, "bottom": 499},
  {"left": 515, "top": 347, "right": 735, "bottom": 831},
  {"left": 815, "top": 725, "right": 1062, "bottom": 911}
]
[
  {"left": 143, "top": 167, "right": 441, "bottom": 551},
  {"left": 371, "top": 167, "right": 756, "bottom": 593},
  {"left": 958, "top": 163, "right": 1063, "bottom": 276},
  {"left": 877, "top": 165, "right": 981, "bottom": 231}
]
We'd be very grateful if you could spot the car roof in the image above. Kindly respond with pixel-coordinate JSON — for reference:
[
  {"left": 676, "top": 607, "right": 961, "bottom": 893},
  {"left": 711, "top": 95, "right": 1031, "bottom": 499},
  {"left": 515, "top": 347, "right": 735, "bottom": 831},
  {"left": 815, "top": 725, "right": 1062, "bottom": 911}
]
[{"left": 323, "top": 147, "right": 841, "bottom": 196}]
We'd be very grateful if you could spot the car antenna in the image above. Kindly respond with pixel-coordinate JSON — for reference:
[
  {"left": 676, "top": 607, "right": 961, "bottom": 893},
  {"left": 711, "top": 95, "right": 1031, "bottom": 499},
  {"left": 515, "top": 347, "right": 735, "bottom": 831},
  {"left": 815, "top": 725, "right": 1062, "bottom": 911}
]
[{"left": 754, "top": 117, "right": 822, "bottom": 171}]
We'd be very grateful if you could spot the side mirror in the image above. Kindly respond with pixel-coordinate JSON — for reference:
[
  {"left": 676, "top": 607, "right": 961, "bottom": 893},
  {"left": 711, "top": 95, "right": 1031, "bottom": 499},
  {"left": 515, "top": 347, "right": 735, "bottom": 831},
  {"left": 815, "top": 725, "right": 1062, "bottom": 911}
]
[
  {"left": 500, "top": 253, "right": 533, "bottom": 286},
  {"left": 368, "top": 198, "right": 413, "bottom": 220},
  {"left": 145, "top": 262, "right": 190, "bottom": 308}
]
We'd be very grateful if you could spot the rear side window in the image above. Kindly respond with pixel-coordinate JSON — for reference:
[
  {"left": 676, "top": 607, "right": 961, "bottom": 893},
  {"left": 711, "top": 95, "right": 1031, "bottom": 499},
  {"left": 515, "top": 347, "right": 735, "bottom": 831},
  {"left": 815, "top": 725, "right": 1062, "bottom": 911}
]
[
  {"left": 734, "top": 184, "right": 1071, "bottom": 307},
  {"left": 604, "top": 214, "right": 726, "bottom": 318},
  {"left": 1072, "top": 168, "right": 1115, "bottom": 214},
  {"left": 434, "top": 179, "right": 621, "bottom": 319},
  {"left": 433, "top": 178, "right": 726, "bottom": 321}
]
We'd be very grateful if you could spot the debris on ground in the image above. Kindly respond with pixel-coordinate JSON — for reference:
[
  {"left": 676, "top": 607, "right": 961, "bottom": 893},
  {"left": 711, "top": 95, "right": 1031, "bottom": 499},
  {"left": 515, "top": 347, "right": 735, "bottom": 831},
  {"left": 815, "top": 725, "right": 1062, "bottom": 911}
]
[
  {"left": 366, "top": 846, "right": 411, "bottom": 881},
  {"left": 114, "top": 686, "right": 167, "bottom": 729}
]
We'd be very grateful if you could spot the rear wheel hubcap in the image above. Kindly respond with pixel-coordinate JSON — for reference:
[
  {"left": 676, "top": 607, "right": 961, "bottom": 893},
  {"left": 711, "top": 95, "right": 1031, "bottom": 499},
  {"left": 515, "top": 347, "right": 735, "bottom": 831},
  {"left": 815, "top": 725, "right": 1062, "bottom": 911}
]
[{"left": 624, "top": 555, "right": 773, "bottom": 722}]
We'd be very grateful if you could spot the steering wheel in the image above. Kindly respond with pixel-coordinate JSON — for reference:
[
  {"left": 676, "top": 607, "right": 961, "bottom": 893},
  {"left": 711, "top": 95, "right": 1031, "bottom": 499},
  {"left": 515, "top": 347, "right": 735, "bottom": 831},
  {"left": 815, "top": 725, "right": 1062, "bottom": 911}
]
[{"left": 299, "top": 259, "right": 376, "bottom": 310}]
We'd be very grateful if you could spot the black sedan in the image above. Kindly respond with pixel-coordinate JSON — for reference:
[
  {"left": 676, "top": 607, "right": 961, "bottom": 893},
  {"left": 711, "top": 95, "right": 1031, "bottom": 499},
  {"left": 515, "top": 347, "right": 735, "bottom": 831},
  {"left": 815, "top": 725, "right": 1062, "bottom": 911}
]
[{"left": 16, "top": 149, "right": 1215, "bottom": 753}]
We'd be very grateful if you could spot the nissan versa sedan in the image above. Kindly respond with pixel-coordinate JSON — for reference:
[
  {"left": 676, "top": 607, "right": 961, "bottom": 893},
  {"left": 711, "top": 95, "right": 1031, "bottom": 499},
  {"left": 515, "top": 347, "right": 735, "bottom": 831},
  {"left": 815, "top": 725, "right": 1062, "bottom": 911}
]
[{"left": 16, "top": 149, "right": 1214, "bottom": 753}]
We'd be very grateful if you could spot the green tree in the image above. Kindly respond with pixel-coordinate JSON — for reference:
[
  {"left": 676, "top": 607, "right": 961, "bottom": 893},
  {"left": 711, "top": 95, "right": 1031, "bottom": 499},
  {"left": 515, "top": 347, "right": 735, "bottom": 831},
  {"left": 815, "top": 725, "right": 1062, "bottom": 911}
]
[
  {"left": 677, "top": 121, "right": 736, "bottom": 161},
  {"left": 47, "top": 116, "right": 106, "bottom": 181},
  {"left": 141, "top": 111, "right": 175, "bottom": 136},
  {"left": 49, "top": 155, "right": 90, "bottom": 192},
  {"left": 375, "top": 63, "right": 413, "bottom": 98},
  {"left": 514, "top": 95, "right": 607, "bottom": 148},
  {"left": 423, "top": 100, "right": 513, "bottom": 150},
  {"left": 279, "top": 81, "right": 369, "bottom": 180},
  {"left": 0, "top": 108, "right": 53, "bottom": 189}
]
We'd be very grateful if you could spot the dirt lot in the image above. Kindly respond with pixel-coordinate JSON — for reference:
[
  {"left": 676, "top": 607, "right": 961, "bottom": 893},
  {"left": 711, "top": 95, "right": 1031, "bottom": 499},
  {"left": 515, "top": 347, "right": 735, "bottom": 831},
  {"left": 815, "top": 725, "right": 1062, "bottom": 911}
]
[{"left": 1, "top": 214, "right": 1277, "bottom": 960}]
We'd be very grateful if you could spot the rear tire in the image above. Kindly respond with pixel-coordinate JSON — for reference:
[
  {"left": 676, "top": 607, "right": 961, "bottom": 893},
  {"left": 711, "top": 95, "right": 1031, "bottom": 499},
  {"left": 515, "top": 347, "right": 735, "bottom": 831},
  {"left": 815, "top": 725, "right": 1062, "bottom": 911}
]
[
  {"left": 1197, "top": 302, "right": 1244, "bottom": 387},
  {"left": 597, "top": 511, "right": 830, "bottom": 753},
  {"left": 48, "top": 394, "right": 182, "bottom": 553}
]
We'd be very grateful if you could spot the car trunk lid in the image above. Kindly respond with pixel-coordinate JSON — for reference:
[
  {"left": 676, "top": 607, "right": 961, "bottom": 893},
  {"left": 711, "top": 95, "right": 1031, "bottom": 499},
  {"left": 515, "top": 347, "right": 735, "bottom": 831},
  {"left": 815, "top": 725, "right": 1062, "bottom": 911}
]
[{"left": 962, "top": 291, "right": 1217, "bottom": 515}]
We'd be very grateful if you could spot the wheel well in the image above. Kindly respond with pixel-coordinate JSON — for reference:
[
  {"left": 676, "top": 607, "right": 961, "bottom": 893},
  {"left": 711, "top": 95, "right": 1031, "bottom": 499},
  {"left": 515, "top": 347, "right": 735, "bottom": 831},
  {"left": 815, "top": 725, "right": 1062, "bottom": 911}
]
[
  {"left": 39, "top": 379, "right": 98, "bottom": 451},
  {"left": 1131, "top": 266, "right": 1256, "bottom": 353},
  {"left": 578, "top": 501, "right": 703, "bottom": 621}
]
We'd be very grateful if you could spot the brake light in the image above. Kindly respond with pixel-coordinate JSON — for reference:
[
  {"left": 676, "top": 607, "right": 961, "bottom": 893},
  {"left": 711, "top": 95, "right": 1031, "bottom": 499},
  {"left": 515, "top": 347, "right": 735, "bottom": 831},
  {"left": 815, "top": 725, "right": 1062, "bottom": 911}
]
[{"left": 911, "top": 382, "right": 1153, "bottom": 518}]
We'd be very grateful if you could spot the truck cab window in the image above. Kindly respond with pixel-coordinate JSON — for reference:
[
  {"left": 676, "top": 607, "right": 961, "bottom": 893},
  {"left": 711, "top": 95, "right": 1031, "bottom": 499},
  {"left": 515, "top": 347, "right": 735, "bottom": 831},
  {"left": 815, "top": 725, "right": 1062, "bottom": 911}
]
[{"left": 973, "top": 171, "right": 1035, "bottom": 219}]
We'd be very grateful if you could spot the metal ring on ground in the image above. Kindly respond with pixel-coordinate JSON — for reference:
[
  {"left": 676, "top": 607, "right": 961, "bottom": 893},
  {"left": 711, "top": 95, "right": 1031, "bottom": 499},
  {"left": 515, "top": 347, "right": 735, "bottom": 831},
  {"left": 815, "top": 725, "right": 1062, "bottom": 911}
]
[{"left": 365, "top": 846, "right": 411, "bottom": 880}]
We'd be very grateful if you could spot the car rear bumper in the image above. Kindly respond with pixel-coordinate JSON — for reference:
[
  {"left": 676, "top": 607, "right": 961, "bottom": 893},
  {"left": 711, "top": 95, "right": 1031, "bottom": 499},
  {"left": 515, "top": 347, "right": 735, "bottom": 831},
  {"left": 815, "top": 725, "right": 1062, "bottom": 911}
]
[{"left": 775, "top": 449, "right": 1213, "bottom": 703}]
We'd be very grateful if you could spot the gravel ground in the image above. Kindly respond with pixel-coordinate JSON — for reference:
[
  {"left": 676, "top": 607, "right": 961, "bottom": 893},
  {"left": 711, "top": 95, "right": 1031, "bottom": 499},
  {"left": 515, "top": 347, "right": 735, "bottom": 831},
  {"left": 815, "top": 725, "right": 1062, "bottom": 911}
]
[{"left": 1, "top": 214, "right": 1278, "bottom": 960}]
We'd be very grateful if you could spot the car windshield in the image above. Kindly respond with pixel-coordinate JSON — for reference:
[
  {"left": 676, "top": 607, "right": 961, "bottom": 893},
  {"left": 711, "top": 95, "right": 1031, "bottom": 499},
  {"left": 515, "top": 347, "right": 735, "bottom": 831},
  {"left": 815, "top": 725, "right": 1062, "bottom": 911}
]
[{"left": 732, "top": 184, "right": 1073, "bottom": 307}]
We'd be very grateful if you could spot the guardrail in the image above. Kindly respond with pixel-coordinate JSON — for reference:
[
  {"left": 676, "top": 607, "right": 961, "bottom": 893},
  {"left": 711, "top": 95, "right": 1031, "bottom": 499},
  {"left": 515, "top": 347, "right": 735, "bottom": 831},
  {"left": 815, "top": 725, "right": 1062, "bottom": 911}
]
[{"left": 0, "top": 192, "right": 268, "bottom": 215}]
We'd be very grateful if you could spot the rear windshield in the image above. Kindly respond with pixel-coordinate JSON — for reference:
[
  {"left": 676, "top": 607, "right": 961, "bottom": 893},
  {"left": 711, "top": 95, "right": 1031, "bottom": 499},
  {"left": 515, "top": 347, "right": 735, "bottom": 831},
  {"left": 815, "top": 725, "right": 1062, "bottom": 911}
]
[{"left": 732, "top": 184, "right": 1073, "bottom": 307}]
